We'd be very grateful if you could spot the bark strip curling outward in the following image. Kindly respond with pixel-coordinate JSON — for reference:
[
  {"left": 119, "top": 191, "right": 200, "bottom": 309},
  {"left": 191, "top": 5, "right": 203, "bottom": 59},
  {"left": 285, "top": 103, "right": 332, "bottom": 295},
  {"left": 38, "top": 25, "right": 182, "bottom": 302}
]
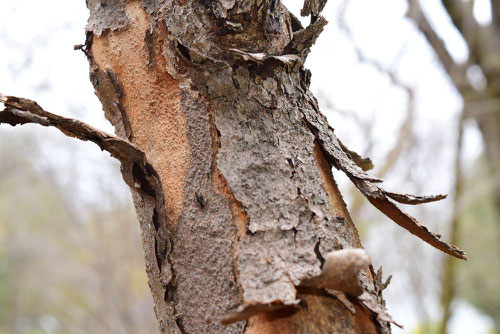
[
  {"left": 300, "top": 249, "right": 370, "bottom": 296},
  {"left": 222, "top": 248, "right": 373, "bottom": 325},
  {"left": 0, "top": 94, "right": 151, "bottom": 171},
  {"left": 300, "top": 100, "right": 467, "bottom": 260}
]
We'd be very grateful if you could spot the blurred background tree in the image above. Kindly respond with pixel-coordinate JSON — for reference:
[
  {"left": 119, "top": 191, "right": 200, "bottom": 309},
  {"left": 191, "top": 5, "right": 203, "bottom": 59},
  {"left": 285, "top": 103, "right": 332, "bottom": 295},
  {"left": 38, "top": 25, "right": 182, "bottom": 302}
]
[
  {"left": 0, "top": 131, "right": 159, "bottom": 333},
  {"left": 0, "top": 0, "right": 498, "bottom": 333}
]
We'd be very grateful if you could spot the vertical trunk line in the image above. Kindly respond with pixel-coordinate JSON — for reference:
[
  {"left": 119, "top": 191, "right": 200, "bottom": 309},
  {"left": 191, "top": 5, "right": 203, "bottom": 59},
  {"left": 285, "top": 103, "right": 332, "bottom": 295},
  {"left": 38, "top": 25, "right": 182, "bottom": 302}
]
[
  {"left": 84, "top": 1, "right": 391, "bottom": 332},
  {"left": 312, "top": 140, "right": 362, "bottom": 248},
  {"left": 439, "top": 110, "right": 465, "bottom": 334},
  {"left": 207, "top": 101, "right": 249, "bottom": 301}
]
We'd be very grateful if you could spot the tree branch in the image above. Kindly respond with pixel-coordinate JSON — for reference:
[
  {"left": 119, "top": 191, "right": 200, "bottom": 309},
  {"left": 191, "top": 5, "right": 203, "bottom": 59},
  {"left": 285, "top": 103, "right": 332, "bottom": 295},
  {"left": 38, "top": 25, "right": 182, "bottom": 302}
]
[{"left": 406, "top": 0, "right": 468, "bottom": 90}]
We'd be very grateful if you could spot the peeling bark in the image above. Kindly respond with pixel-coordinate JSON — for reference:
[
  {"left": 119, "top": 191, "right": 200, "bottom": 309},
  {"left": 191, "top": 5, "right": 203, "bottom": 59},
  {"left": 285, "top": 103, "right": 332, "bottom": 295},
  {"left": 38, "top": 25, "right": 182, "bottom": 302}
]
[
  {"left": 1, "top": 0, "right": 468, "bottom": 333},
  {"left": 300, "top": 249, "right": 370, "bottom": 296}
]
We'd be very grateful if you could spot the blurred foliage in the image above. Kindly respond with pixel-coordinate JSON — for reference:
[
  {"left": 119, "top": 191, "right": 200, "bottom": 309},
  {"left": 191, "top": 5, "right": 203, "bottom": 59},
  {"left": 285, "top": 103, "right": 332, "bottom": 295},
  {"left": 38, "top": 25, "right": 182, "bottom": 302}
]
[
  {"left": 0, "top": 132, "right": 159, "bottom": 333},
  {"left": 455, "top": 155, "right": 500, "bottom": 329},
  {"left": 410, "top": 322, "right": 440, "bottom": 334}
]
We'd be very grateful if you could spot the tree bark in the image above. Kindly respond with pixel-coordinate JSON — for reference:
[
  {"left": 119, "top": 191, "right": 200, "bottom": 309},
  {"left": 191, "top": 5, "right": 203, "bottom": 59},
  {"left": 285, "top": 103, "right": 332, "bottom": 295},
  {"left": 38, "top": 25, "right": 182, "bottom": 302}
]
[
  {"left": 86, "top": 2, "right": 381, "bottom": 332},
  {"left": 83, "top": 0, "right": 464, "bottom": 332},
  {"left": 0, "top": 0, "right": 466, "bottom": 333}
]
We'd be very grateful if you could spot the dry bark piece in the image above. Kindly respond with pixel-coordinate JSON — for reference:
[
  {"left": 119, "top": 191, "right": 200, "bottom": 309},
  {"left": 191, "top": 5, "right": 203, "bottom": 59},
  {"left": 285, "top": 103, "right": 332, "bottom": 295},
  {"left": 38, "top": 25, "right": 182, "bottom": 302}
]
[
  {"left": 301, "top": 0, "right": 328, "bottom": 18},
  {"left": 365, "top": 190, "right": 466, "bottom": 259},
  {"left": 221, "top": 250, "right": 395, "bottom": 327},
  {"left": 338, "top": 139, "right": 374, "bottom": 171},
  {"left": 384, "top": 191, "right": 447, "bottom": 205},
  {"left": 301, "top": 105, "right": 467, "bottom": 260},
  {"left": 354, "top": 266, "right": 402, "bottom": 329},
  {"left": 221, "top": 249, "right": 369, "bottom": 324},
  {"left": 283, "top": 16, "right": 328, "bottom": 54},
  {"left": 358, "top": 292, "right": 403, "bottom": 328},
  {"left": 303, "top": 113, "right": 383, "bottom": 183},
  {"left": 373, "top": 266, "right": 392, "bottom": 293},
  {"left": 300, "top": 249, "right": 370, "bottom": 296},
  {"left": 0, "top": 94, "right": 148, "bottom": 167},
  {"left": 86, "top": 0, "right": 129, "bottom": 36}
]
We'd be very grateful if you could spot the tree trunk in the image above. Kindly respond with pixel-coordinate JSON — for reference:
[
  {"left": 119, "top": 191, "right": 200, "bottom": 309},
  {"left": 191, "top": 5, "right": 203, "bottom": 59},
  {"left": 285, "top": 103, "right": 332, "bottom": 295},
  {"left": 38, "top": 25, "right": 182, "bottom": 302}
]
[
  {"left": 84, "top": 1, "right": 387, "bottom": 332},
  {"left": 0, "top": 1, "right": 466, "bottom": 333},
  {"left": 407, "top": 2, "right": 500, "bottom": 330},
  {"left": 408, "top": 0, "right": 500, "bottom": 215}
]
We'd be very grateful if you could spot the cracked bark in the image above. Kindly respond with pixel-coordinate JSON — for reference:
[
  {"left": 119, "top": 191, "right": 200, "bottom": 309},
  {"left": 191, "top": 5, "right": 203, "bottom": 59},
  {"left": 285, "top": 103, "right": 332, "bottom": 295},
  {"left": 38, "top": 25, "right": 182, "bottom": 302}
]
[{"left": 1, "top": 0, "right": 467, "bottom": 333}]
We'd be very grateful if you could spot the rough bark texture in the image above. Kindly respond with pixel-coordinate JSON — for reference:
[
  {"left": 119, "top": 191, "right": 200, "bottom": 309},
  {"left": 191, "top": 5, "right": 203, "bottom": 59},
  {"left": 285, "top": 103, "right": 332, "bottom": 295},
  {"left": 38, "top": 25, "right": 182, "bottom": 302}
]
[
  {"left": 0, "top": 1, "right": 467, "bottom": 333},
  {"left": 81, "top": 1, "right": 465, "bottom": 332},
  {"left": 83, "top": 1, "right": 386, "bottom": 332}
]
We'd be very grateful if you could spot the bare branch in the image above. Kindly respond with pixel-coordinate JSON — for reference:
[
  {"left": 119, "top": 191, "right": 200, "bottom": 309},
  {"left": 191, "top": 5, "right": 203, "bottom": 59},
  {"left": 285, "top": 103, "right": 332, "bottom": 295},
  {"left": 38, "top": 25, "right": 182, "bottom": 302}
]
[
  {"left": 441, "top": 0, "right": 477, "bottom": 51},
  {"left": 406, "top": 0, "right": 468, "bottom": 90}
]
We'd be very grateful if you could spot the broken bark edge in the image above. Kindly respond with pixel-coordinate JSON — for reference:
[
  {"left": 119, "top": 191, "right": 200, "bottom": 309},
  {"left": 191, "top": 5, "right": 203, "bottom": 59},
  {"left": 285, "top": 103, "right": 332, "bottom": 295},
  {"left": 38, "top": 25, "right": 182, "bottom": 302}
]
[
  {"left": 0, "top": 94, "right": 148, "bottom": 167},
  {"left": 221, "top": 249, "right": 375, "bottom": 325},
  {"left": 384, "top": 191, "right": 447, "bottom": 205},
  {"left": 358, "top": 292, "right": 404, "bottom": 329},
  {"left": 302, "top": 113, "right": 467, "bottom": 260},
  {"left": 338, "top": 139, "right": 374, "bottom": 171},
  {"left": 300, "top": 249, "right": 370, "bottom": 296}
]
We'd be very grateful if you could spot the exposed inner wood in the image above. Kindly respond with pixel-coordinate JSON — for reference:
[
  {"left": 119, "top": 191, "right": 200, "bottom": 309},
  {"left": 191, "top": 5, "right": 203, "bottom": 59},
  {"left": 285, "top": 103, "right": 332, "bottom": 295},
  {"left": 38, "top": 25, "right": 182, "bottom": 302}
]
[
  {"left": 313, "top": 140, "right": 362, "bottom": 248},
  {"left": 91, "top": 1, "right": 189, "bottom": 226},
  {"left": 245, "top": 294, "right": 378, "bottom": 334}
]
